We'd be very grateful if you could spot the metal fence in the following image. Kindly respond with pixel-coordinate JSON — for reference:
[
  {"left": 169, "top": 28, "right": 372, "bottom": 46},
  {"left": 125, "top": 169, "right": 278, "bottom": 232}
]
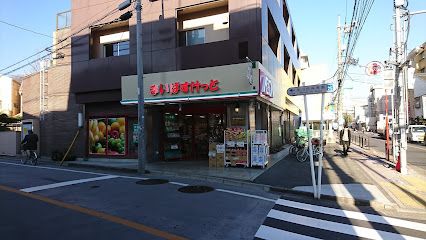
[{"left": 351, "top": 133, "right": 370, "bottom": 150}]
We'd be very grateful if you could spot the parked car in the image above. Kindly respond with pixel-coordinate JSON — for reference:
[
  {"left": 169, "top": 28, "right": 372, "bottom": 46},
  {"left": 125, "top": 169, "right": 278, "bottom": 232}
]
[{"left": 407, "top": 125, "right": 426, "bottom": 143}]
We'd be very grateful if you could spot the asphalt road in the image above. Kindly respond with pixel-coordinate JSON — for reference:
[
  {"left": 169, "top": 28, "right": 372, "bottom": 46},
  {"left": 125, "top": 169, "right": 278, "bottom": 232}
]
[
  {"left": 0, "top": 159, "right": 276, "bottom": 240},
  {"left": 1, "top": 158, "right": 425, "bottom": 239},
  {"left": 363, "top": 132, "right": 426, "bottom": 174}
]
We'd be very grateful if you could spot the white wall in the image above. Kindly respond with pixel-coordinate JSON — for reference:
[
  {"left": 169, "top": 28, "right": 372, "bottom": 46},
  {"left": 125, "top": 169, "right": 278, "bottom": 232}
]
[{"left": 0, "top": 76, "right": 12, "bottom": 115}]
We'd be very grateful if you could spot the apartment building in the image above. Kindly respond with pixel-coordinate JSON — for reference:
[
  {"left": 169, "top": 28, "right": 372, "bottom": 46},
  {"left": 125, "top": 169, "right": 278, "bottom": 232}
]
[
  {"left": 71, "top": 0, "right": 303, "bottom": 162},
  {"left": 0, "top": 76, "right": 21, "bottom": 117},
  {"left": 412, "top": 42, "right": 426, "bottom": 118},
  {"left": 21, "top": 11, "right": 83, "bottom": 157}
]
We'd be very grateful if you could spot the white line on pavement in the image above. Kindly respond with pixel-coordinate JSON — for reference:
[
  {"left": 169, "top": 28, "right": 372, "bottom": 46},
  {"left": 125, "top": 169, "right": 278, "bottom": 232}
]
[
  {"left": 169, "top": 181, "right": 189, "bottom": 186},
  {"left": 0, "top": 161, "right": 108, "bottom": 176},
  {"left": 276, "top": 198, "right": 426, "bottom": 232},
  {"left": 20, "top": 175, "right": 118, "bottom": 193},
  {"left": 216, "top": 189, "right": 277, "bottom": 203},
  {"left": 268, "top": 209, "right": 423, "bottom": 240}
]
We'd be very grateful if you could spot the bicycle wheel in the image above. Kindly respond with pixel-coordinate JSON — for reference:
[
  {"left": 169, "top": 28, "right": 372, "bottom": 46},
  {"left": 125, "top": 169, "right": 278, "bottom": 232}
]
[
  {"left": 296, "top": 148, "right": 308, "bottom": 162},
  {"left": 20, "top": 151, "right": 28, "bottom": 164},
  {"left": 30, "top": 151, "right": 38, "bottom": 166},
  {"left": 289, "top": 145, "right": 296, "bottom": 155}
]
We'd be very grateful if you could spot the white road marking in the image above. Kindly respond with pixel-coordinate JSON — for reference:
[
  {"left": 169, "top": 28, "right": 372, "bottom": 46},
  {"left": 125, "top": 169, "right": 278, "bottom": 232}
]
[
  {"left": 276, "top": 198, "right": 426, "bottom": 232},
  {"left": 255, "top": 225, "right": 320, "bottom": 240},
  {"left": 169, "top": 181, "right": 189, "bottom": 186},
  {"left": 0, "top": 161, "right": 107, "bottom": 176},
  {"left": 0, "top": 161, "right": 277, "bottom": 202},
  {"left": 268, "top": 209, "right": 423, "bottom": 240},
  {"left": 216, "top": 189, "right": 276, "bottom": 202},
  {"left": 20, "top": 175, "right": 118, "bottom": 193}
]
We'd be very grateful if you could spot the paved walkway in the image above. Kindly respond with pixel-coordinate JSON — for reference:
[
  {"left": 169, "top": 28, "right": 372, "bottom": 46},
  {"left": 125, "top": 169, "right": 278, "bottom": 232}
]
[
  {"left": 66, "top": 147, "right": 289, "bottom": 182},
  {"left": 254, "top": 142, "right": 426, "bottom": 212}
]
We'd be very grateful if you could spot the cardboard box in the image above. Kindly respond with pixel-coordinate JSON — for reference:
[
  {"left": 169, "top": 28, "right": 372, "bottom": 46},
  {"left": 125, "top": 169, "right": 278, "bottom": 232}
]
[
  {"left": 209, "top": 156, "right": 217, "bottom": 167},
  {"left": 209, "top": 143, "right": 217, "bottom": 151},
  {"left": 216, "top": 158, "right": 224, "bottom": 167}
]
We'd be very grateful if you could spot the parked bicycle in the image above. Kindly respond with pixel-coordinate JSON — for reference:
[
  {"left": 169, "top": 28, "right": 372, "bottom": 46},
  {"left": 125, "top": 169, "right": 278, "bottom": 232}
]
[
  {"left": 296, "top": 138, "right": 324, "bottom": 162},
  {"left": 21, "top": 150, "right": 38, "bottom": 165}
]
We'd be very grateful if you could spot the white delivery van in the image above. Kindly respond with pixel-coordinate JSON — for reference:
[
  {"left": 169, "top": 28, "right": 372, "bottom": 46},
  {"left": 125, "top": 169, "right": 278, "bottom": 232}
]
[{"left": 407, "top": 125, "right": 426, "bottom": 143}]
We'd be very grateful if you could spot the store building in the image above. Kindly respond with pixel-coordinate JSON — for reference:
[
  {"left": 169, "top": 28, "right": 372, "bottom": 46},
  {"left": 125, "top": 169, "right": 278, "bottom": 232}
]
[{"left": 71, "top": 0, "right": 302, "bottom": 163}]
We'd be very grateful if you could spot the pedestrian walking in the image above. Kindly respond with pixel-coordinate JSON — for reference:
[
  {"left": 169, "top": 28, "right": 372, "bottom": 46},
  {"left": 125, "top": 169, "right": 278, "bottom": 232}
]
[{"left": 340, "top": 124, "right": 351, "bottom": 156}]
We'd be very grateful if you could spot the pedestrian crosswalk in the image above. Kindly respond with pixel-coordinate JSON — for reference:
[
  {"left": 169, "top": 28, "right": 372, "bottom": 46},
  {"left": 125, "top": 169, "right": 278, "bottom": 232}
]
[{"left": 255, "top": 198, "right": 426, "bottom": 240}]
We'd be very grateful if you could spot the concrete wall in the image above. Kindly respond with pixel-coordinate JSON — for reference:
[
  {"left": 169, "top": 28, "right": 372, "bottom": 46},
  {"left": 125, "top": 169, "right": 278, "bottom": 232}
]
[{"left": 0, "top": 131, "right": 20, "bottom": 156}]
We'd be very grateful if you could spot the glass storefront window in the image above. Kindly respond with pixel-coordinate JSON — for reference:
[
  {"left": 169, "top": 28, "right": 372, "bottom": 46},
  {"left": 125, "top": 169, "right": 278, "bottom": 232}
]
[{"left": 88, "top": 117, "right": 126, "bottom": 156}]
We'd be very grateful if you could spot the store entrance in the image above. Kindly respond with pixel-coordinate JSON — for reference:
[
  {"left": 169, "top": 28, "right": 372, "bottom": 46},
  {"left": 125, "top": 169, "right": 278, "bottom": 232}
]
[{"left": 163, "top": 104, "right": 225, "bottom": 162}]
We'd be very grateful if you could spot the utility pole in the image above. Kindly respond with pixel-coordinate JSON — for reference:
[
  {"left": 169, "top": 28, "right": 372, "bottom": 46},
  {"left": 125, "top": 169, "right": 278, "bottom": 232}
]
[
  {"left": 394, "top": 0, "right": 407, "bottom": 175},
  {"left": 136, "top": 0, "right": 146, "bottom": 173},
  {"left": 336, "top": 16, "right": 344, "bottom": 130}
]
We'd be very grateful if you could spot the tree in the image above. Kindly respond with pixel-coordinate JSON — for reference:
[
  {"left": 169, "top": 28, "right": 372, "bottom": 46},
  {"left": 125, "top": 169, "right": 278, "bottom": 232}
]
[
  {"left": 343, "top": 113, "right": 353, "bottom": 125},
  {"left": 0, "top": 114, "right": 20, "bottom": 131}
]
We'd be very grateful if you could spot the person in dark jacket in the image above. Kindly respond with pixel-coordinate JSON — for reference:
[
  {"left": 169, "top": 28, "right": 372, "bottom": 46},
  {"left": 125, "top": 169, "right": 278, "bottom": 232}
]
[
  {"left": 21, "top": 130, "right": 38, "bottom": 151},
  {"left": 339, "top": 124, "right": 351, "bottom": 155}
]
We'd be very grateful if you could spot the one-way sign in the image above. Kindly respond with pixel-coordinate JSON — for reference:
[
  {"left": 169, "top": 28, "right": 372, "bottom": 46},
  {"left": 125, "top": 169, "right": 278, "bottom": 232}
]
[{"left": 287, "top": 83, "right": 334, "bottom": 96}]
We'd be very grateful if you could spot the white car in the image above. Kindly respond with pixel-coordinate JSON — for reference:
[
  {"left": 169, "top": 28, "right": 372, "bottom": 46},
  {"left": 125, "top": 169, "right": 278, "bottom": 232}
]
[{"left": 407, "top": 125, "right": 426, "bottom": 143}]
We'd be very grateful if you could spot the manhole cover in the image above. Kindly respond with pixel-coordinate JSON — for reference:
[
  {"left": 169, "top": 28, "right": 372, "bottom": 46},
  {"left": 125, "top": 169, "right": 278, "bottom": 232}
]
[
  {"left": 178, "top": 185, "right": 214, "bottom": 194},
  {"left": 90, "top": 185, "right": 100, "bottom": 189},
  {"left": 135, "top": 179, "right": 169, "bottom": 185}
]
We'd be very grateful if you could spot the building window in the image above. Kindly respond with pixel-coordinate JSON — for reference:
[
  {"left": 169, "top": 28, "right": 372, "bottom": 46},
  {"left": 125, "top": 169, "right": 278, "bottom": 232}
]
[
  {"left": 90, "top": 22, "right": 129, "bottom": 59},
  {"left": 177, "top": 1, "right": 229, "bottom": 47},
  {"left": 292, "top": 66, "right": 297, "bottom": 85},
  {"left": 268, "top": 10, "right": 280, "bottom": 57},
  {"left": 179, "top": 28, "right": 205, "bottom": 47},
  {"left": 104, "top": 41, "right": 129, "bottom": 57},
  {"left": 283, "top": 1, "right": 290, "bottom": 25},
  {"left": 284, "top": 47, "right": 290, "bottom": 72}
]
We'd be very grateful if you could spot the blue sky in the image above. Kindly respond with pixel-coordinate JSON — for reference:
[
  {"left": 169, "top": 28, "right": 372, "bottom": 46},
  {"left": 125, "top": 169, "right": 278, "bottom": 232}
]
[
  {"left": 1, "top": 0, "right": 425, "bottom": 99},
  {"left": 287, "top": 0, "right": 426, "bottom": 99},
  {"left": 0, "top": 0, "right": 70, "bottom": 76}
]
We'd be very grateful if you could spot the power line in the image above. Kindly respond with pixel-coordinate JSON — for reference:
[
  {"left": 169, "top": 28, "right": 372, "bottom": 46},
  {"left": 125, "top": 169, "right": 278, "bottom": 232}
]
[
  {"left": 0, "top": 0, "right": 122, "bottom": 74},
  {"left": 0, "top": 20, "right": 53, "bottom": 38},
  {"left": 0, "top": 7, "right": 121, "bottom": 75}
]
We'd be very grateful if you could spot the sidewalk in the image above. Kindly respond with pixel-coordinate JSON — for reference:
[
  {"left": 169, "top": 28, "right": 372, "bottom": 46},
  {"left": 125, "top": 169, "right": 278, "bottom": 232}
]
[
  {"left": 254, "top": 142, "right": 426, "bottom": 212},
  {"left": 66, "top": 147, "right": 289, "bottom": 182}
]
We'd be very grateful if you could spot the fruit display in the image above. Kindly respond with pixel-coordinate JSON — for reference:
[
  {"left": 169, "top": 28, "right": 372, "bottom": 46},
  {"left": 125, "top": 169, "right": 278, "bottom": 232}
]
[
  {"left": 88, "top": 117, "right": 126, "bottom": 155},
  {"left": 224, "top": 128, "right": 247, "bottom": 141},
  {"left": 89, "top": 118, "right": 107, "bottom": 154},
  {"left": 107, "top": 118, "right": 126, "bottom": 155},
  {"left": 224, "top": 128, "right": 249, "bottom": 167}
]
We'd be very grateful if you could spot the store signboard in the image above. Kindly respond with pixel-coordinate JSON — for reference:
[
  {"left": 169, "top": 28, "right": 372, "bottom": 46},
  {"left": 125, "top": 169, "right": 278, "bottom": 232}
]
[
  {"left": 121, "top": 63, "right": 260, "bottom": 104},
  {"left": 259, "top": 70, "right": 273, "bottom": 98}
]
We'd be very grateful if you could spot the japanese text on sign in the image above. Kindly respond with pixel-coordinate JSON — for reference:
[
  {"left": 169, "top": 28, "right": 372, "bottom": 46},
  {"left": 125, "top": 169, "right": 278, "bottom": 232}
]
[{"left": 150, "top": 79, "right": 220, "bottom": 96}]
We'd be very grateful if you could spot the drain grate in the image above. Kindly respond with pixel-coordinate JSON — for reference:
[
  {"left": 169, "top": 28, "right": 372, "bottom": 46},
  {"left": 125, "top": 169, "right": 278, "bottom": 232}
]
[
  {"left": 178, "top": 185, "right": 214, "bottom": 194},
  {"left": 136, "top": 179, "right": 169, "bottom": 185}
]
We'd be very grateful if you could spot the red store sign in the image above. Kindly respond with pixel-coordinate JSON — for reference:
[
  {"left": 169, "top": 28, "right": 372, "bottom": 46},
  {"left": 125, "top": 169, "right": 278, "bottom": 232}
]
[{"left": 150, "top": 79, "right": 220, "bottom": 96}]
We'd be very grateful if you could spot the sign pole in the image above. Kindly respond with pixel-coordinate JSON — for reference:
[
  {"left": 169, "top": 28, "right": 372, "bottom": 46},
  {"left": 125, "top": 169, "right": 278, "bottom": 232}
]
[
  {"left": 317, "top": 91, "right": 325, "bottom": 199},
  {"left": 303, "top": 84, "right": 317, "bottom": 198}
]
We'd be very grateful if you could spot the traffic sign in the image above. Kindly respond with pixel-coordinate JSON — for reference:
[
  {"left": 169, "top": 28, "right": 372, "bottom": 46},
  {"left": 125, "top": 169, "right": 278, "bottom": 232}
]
[{"left": 287, "top": 83, "right": 334, "bottom": 96}]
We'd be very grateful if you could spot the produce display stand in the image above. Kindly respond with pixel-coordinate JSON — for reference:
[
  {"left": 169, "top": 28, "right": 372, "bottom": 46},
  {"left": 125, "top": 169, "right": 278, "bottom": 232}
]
[
  {"left": 224, "top": 128, "right": 249, "bottom": 167},
  {"left": 250, "top": 130, "right": 269, "bottom": 168}
]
